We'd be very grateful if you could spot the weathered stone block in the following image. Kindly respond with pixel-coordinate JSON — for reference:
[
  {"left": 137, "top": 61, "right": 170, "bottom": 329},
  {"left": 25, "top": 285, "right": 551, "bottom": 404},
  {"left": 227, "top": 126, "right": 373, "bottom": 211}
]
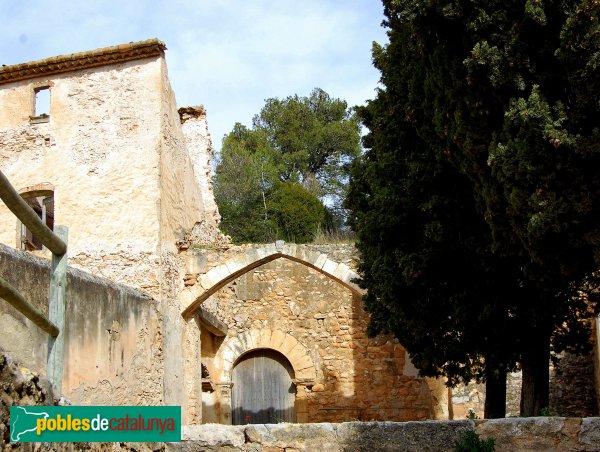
[
  {"left": 292, "top": 354, "right": 314, "bottom": 372},
  {"left": 210, "top": 264, "right": 231, "bottom": 282},
  {"left": 257, "top": 328, "right": 273, "bottom": 347},
  {"left": 186, "top": 250, "right": 207, "bottom": 274},
  {"left": 175, "top": 424, "right": 245, "bottom": 450},
  {"left": 475, "top": 417, "right": 571, "bottom": 452},
  {"left": 312, "top": 253, "right": 328, "bottom": 269},
  {"left": 336, "top": 421, "right": 473, "bottom": 452},
  {"left": 245, "top": 423, "right": 339, "bottom": 451},
  {"left": 270, "top": 329, "right": 288, "bottom": 350},
  {"left": 225, "top": 258, "right": 246, "bottom": 275},
  {"left": 332, "top": 262, "right": 351, "bottom": 281},
  {"left": 321, "top": 259, "right": 338, "bottom": 275},
  {"left": 199, "top": 272, "right": 220, "bottom": 290},
  {"left": 580, "top": 417, "right": 600, "bottom": 449},
  {"left": 263, "top": 243, "right": 277, "bottom": 255},
  {"left": 295, "top": 367, "right": 316, "bottom": 381},
  {"left": 282, "top": 243, "right": 297, "bottom": 257}
]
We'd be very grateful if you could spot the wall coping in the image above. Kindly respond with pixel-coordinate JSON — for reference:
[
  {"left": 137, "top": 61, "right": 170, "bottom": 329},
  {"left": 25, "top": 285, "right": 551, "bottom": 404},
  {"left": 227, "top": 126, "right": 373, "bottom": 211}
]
[
  {"left": 175, "top": 418, "right": 600, "bottom": 451},
  {"left": 0, "top": 39, "right": 166, "bottom": 85}
]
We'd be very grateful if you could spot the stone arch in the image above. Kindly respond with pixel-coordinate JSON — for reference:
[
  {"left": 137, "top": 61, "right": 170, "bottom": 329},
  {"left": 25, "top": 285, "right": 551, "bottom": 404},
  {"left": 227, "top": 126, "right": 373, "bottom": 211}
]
[
  {"left": 220, "top": 329, "right": 316, "bottom": 383},
  {"left": 181, "top": 241, "right": 363, "bottom": 320}
]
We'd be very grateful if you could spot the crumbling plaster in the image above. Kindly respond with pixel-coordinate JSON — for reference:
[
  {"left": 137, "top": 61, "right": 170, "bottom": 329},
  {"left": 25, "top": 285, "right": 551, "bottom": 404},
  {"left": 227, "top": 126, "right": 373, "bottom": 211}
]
[{"left": 0, "top": 58, "right": 164, "bottom": 256}]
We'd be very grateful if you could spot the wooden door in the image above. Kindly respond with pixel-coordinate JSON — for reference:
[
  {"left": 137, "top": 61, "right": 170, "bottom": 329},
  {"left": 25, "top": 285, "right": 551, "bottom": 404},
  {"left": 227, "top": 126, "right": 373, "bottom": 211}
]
[{"left": 232, "top": 349, "right": 296, "bottom": 424}]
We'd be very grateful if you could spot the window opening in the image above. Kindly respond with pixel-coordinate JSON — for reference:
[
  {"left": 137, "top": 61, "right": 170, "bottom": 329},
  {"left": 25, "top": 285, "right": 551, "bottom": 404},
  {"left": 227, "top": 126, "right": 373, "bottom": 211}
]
[
  {"left": 18, "top": 186, "right": 54, "bottom": 251},
  {"left": 32, "top": 87, "right": 50, "bottom": 123}
]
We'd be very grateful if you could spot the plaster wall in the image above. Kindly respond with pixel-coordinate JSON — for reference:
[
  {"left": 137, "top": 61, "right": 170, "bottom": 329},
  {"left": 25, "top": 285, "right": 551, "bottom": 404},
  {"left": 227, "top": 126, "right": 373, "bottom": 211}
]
[
  {"left": 0, "top": 243, "right": 163, "bottom": 406},
  {"left": 0, "top": 57, "right": 163, "bottom": 257}
]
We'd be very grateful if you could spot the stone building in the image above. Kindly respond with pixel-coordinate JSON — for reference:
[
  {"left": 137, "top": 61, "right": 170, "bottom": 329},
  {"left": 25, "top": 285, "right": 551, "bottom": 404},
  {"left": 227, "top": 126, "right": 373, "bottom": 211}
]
[
  {"left": 0, "top": 40, "right": 445, "bottom": 425},
  {"left": 0, "top": 39, "right": 224, "bottom": 422}
]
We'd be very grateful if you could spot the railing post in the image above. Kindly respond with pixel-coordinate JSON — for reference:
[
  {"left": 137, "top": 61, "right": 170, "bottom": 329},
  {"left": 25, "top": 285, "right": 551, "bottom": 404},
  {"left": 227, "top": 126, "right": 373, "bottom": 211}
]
[{"left": 47, "top": 225, "right": 68, "bottom": 396}]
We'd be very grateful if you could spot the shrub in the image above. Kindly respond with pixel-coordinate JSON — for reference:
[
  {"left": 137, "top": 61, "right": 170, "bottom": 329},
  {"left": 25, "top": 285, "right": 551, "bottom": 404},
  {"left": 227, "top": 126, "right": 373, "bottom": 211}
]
[{"left": 453, "top": 430, "right": 495, "bottom": 452}]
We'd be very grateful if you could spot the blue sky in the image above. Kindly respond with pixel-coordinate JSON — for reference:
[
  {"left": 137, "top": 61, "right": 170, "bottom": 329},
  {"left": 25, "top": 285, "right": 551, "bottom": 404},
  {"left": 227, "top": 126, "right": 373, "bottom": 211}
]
[{"left": 0, "top": 0, "right": 388, "bottom": 153}]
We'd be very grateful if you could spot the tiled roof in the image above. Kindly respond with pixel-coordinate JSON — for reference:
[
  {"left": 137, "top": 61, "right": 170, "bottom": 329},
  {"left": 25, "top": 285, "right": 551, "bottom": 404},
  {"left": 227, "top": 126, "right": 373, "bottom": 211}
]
[{"left": 0, "top": 39, "right": 167, "bottom": 85}]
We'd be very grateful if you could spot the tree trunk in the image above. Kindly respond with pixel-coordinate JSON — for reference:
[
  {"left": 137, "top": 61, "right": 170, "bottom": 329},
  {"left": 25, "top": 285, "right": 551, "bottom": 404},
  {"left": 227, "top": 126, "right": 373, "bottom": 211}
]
[
  {"left": 520, "top": 333, "right": 550, "bottom": 416},
  {"left": 484, "top": 366, "right": 507, "bottom": 418}
]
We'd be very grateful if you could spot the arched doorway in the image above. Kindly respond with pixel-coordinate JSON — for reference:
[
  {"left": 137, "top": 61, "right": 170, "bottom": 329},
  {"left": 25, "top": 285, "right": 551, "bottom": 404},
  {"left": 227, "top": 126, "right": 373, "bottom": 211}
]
[{"left": 231, "top": 349, "right": 296, "bottom": 424}]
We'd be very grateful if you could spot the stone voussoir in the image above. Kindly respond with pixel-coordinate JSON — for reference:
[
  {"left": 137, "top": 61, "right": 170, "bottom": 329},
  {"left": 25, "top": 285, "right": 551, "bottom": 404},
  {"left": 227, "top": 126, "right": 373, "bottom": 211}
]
[
  {"left": 332, "top": 262, "right": 351, "bottom": 281},
  {"left": 270, "top": 329, "right": 288, "bottom": 350},
  {"left": 321, "top": 259, "right": 339, "bottom": 276},
  {"left": 295, "top": 368, "right": 316, "bottom": 381},
  {"left": 224, "top": 258, "right": 245, "bottom": 275},
  {"left": 209, "top": 264, "right": 231, "bottom": 282},
  {"left": 312, "top": 253, "right": 328, "bottom": 269},
  {"left": 278, "top": 335, "right": 300, "bottom": 355},
  {"left": 256, "top": 328, "right": 273, "bottom": 348},
  {"left": 199, "top": 272, "right": 220, "bottom": 290},
  {"left": 282, "top": 243, "right": 297, "bottom": 257}
]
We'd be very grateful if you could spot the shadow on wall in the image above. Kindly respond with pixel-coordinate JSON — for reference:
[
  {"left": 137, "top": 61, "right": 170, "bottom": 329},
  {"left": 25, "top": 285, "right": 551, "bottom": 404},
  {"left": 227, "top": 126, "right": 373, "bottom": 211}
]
[{"left": 196, "top": 253, "right": 438, "bottom": 424}]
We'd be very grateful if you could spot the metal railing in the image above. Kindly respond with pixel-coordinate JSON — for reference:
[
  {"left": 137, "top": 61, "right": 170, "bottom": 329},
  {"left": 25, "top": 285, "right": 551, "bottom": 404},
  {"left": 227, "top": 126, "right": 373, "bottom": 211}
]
[{"left": 0, "top": 169, "right": 68, "bottom": 394}]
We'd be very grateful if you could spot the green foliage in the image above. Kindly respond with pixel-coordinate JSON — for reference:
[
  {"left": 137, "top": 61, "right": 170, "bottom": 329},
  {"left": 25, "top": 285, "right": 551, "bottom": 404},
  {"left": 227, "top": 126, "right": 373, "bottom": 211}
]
[
  {"left": 214, "top": 88, "right": 360, "bottom": 243},
  {"left": 347, "top": 0, "right": 600, "bottom": 416},
  {"left": 214, "top": 124, "right": 277, "bottom": 243},
  {"left": 453, "top": 431, "right": 495, "bottom": 452},
  {"left": 267, "top": 183, "right": 329, "bottom": 243}
]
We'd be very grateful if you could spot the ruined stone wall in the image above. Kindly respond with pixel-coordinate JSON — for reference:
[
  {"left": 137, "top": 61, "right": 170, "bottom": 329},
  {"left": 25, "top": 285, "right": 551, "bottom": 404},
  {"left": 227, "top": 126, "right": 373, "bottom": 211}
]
[
  {"left": 0, "top": 349, "right": 56, "bottom": 446},
  {"left": 182, "top": 243, "right": 435, "bottom": 424},
  {"left": 0, "top": 58, "right": 165, "bottom": 304},
  {"left": 450, "top": 373, "right": 522, "bottom": 419},
  {"left": 549, "top": 350, "right": 599, "bottom": 417},
  {"left": 0, "top": 245, "right": 52, "bottom": 373},
  {"left": 0, "top": 53, "right": 221, "bottom": 292},
  {"left": 0, "top": 50, "right": 221, "bottom": 418},
  {"left": 0, "top": 58, "right": 163, "bottom": 257},
  {"left": 179, "top": 106, "right": 220, "bottom": 226},
  {"left": 451, "top": 351, "right": 599, "bottom": 419},
  {"left": 0, "top": 243, "right": 163, "bottom": 406}
]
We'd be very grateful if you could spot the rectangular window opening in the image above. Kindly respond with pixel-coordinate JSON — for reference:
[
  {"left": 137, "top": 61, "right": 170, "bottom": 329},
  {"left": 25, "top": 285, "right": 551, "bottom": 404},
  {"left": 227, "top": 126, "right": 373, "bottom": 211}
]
[{"left": 33, "top": 87, "right": 51, "bottom": 121}]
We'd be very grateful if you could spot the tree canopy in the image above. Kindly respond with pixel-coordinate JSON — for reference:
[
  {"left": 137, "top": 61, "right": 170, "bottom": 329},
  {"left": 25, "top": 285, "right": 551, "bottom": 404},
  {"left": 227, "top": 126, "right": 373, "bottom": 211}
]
[
  {"left": 215, "top": 88, "right": 360, "bottom": 243},
  {"left": 347, "top": 0, "right": 600, "bottom": 416}
]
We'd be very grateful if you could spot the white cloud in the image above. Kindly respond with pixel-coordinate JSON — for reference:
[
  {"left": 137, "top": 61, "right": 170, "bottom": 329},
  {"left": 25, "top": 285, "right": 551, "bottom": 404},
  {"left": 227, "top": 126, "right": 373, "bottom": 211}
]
[{"left": 0, "top": 0, "right": 388, "bottom": 151}]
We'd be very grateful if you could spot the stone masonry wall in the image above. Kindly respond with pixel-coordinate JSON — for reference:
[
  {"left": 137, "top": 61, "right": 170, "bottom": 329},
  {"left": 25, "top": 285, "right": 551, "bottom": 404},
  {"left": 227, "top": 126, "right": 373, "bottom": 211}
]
[
  {"left": 0, "top": 48, "right": 222, "bottom": 419},
  {"left": 170, "top": 418, "right": 600, "bottom": 452},
  {"left": 0, "top": 58, "right": 166, "bottom": 308},
  {"left": 549, "top": 350, "right": 599, "bottom": 417},
  {"left": 0, "top": 349, "right": 56, "bottom": 447},
  {"left": 0, "top": 58, "right": 164, "bottom": 257},
  {"left": 182, "top": 243, "right": 435, "bottom": 424},
  {"left": 451, "top": 372, "right": 522, "bottom": 419},
  {"left": 451, "top": 351, "right": 599, "bottom": 419}
]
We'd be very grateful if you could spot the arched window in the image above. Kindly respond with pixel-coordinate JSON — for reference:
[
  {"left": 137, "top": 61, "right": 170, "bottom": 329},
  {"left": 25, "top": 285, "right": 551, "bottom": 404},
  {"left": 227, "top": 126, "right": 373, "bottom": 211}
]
[{"left": 17, "top": 183, "right": 54, "bottom": 251}]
